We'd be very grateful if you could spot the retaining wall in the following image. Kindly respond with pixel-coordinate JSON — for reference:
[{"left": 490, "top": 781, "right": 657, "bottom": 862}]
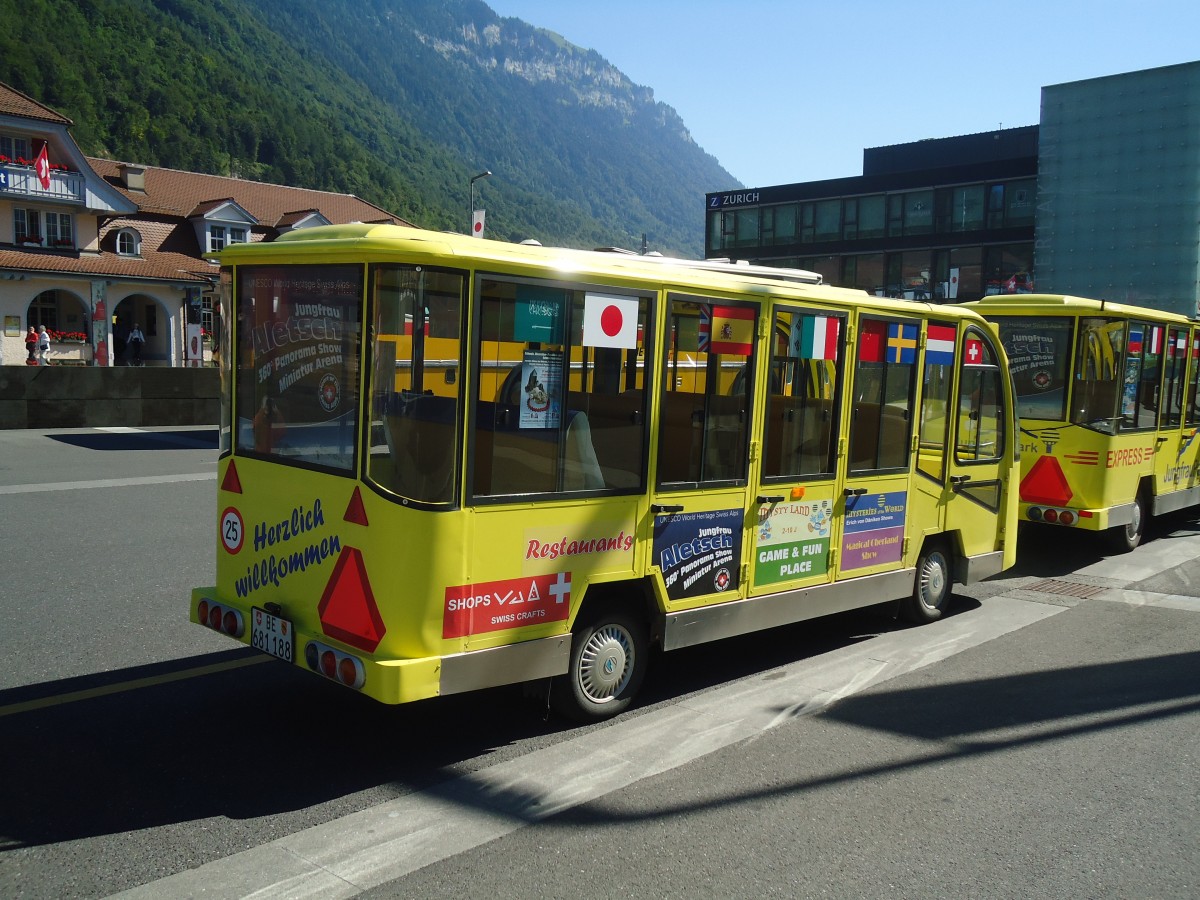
[{"left": 0, "top": 366, "right": 220, "bottom": 429}]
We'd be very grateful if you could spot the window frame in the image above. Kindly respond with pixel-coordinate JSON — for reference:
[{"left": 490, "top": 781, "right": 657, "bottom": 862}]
[{"left": 468, "top": 273, "right": 655, "bottom": 504}]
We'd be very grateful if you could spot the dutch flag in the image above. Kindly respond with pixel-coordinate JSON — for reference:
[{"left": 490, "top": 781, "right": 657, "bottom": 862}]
[{"left": 926, "top": 324, "right": 956, "bottom": 366}]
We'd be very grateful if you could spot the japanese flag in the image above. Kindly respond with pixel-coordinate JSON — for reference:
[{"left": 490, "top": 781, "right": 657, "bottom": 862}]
[{"left": 582, "top": 293, "right": 638, "bottom": 349}]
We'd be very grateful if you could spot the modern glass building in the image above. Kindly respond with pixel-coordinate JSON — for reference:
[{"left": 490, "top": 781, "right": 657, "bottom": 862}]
[
  {"left": 707, "top": 61, "right": 1200, "bottom": 316},
  {"left": 1037, "top": 61, "right": 1200, "bottom": 316}
]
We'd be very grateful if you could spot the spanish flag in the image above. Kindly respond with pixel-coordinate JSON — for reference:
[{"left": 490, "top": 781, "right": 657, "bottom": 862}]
[{"left": 704, "top": 305, "right": 754, "bottom": 355}]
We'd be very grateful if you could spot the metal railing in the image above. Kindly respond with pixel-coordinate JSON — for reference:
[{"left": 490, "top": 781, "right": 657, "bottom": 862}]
[{"left": 0, "top": 163, "right": 86, "bottom": 204}]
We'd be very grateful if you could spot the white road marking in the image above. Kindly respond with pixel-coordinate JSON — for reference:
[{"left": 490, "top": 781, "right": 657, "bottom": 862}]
[{"left": 0, "top": 473, "right": 215, "bottom": 494}]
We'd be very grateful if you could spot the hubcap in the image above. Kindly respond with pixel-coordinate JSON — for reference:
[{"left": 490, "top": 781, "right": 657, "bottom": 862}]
[
  {"left": 578, "top": 624, "right": 634, "bottom": 703},
  {"left": 921, "top": 556, "right": 946, "bottom": 609},
  {"left": 1128, "top": 502, "right": 1143, "bottom": 540}
]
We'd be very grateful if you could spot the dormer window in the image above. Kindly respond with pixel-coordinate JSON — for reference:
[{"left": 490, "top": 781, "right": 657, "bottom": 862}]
[
  {"left": 207, "top": 225, "right": 247, "bottom": 252},
  {"left": 0, "top": 134, "right": 31, "bottom": 162},
  {"left": 191, "top": 199, "right": 256, "bottom": 255},
  {"left": 116, "top": 228, "right": 141, "bottom": 256}
]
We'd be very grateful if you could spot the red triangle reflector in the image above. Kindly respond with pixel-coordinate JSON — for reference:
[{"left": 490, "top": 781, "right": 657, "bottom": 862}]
[
  {"left": 221, "top": 460, "right": 243, "bottom": 494},
  {"left": 1020, "top": 455, "right": 1074, "bottom": 506},
  {"left": 344, "top": 486, "right": 369, "bottom": 526},
  {"left": 318, "top": 547, "right": 385, "bottom": 652}
]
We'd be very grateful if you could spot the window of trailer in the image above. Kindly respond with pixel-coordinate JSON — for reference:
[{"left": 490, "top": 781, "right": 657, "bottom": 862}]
[
  {"left": 366, "top": 265, "right": 466, "bottom": 505},
  {"left": 1120, "top": 321, "right": 1162, "bottom": 430},
  {"left": 1161, "top": 326, "right": 1189, "bottom": 429},
  {"left": 993, "top": 316, "right": 1072, "bottom": 421},
  {"left": 1070, "top": 317, "right": 1124, "bottom": 434},
  {"left": 762, "top": 306, "right": 844, "bottom": 480},
  {"left": 848, "top": 317, "right": 916, "bottom": 473},
  {"left": 917, "top": 320, "right": 956, "bottom": 482},
  {"left": 955, "top": 328, "right": 1006, "bottom": 463},
  {"left": 234, "top": 265, "right": 362, "bottom": 471},
  {"left": 471, "top": 277, "right": 652, "bottom": 499},
  {"left": 658, "top": 296, "right": 756, "bottom": 486}
]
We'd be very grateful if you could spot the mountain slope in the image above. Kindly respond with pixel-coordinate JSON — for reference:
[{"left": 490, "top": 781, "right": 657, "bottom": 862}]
[{"left": 0, "top": 0, "right": 740, "bottom": 255}]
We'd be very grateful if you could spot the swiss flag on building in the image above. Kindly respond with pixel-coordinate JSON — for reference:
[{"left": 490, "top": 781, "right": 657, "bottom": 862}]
[{"left": 35, "top": 142, "right": 51, "bottom": 190}]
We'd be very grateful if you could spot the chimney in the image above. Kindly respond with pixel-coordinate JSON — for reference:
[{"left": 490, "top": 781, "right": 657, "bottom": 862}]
[{"left": 119, "top": 164, "right": 146, "bottom": 192}]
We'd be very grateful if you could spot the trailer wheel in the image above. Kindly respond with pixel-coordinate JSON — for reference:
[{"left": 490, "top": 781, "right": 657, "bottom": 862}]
[
  {"left": 1107, "top": 490, "right": 1147, "bottom": 553},
  {"left": 901, "top": 545, "right": 951, "bottom": 624},
  {"left": 551, "top": 608, "right": 648, "bottom": 721}
]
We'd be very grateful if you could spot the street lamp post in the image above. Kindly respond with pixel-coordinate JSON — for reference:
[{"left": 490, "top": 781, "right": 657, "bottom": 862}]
[{"left": 469, "top": 170, "right": 491, "bottom": 235}]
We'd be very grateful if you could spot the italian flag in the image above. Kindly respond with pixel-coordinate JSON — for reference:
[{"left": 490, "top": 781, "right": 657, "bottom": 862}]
[{"left": 794, "top": 314, "right": 840, "bottom": 360}]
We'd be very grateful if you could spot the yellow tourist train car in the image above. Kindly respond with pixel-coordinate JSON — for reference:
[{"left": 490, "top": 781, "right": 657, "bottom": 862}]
[
  {"left": 192, "top": 224, "right": 1018, "bottom": 719},
  {"left": 968, "top": 294, "right": 1200, "bottom": 551}
]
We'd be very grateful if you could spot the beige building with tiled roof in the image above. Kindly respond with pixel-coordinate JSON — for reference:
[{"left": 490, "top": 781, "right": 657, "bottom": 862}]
[{"left": 1, "top": 81, "right": 411, "bottom": 367}]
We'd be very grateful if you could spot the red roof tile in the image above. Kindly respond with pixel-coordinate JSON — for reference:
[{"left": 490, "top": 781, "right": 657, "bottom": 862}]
[
  {"left": 86, "top": 158, "right": 408, "bottom": 226},
  {"left": 0, "top": 83, "right": 73, "bottom": 125}
]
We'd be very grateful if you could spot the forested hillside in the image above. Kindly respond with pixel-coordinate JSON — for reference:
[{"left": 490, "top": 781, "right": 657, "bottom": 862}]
[{"left": 0, "top": 0, "right": 740, "bottom": 255}]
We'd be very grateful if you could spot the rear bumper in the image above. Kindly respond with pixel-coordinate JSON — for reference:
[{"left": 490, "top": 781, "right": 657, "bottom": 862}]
[{"left": 189, "top": 587, "right": 569, "bottom": 705}]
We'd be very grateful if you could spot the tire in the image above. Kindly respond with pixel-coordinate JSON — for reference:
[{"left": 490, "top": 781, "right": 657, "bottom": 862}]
[
  {"left": 551, "top": 608, "right": 648, "bottom": 721},
  {"left": 900, "top": 545, "right": 951, "bottom": 624},
  {"left": 1107, "top": 490, "right": 1147, "bottom": 553}
]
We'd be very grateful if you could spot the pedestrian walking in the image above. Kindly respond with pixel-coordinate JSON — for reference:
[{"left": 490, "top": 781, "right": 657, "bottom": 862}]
[
  {"left": 37, "top": 325, "right": 51, "bottom": 366},
  {"left": 128, "top": 323, "right": 145, "bottom": 365},
  {"left": 25, "top": 326, "right": 38, "bottom": 364}
]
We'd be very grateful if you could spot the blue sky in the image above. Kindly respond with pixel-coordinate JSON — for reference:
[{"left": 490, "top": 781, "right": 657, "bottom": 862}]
[{"left": 485, "top": 1, "right": 1200, "bottom": 189}]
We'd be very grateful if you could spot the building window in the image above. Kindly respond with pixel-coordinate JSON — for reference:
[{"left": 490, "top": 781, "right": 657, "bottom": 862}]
[
  {"left": 799, "top": 203, "right": 815, "bottom": 243},
  {"left": 707, "top": 210, "right": 724, "bottom": 252},
  {"left": 986, "top": 184, "right": 1006, "bottom": 229},
  {"left": 762, "top": 204, "right": 797, "bottom": 246},
  {"left": 850, "top": 254, "right": 885, "bottom": 295},
  {"left": 858, "top": 195, "right": 886, "bottom": 240},
  {"left": 734, "top": 208, "right": 760, "bottom": 248},
  {"left": 45, "top": 212, "right": 73, "bottom": 248},
  {"left": 814, "top": 200, "right": 841, "bottom": 242},
  {"left": 201, "top": 290, "right": 215, "bottom": 336},
  {"left": 116, "top": 229, "right": 141, "bottom": 256},
  {"left": 0, "top": 134, "right": 31, "bottom": 162},
  {"left": 797, "top": 256, "right": 841, "bottom": 284},
  {"left": 720, "top": 210, "right": 736, "bottom": 251},
  {"left": 230, "top": 227, "right": 248, "bottom": 244},
  {"left": 903, "top": 190, "right": 934, "bottom": 235},
  {"left": 209, "top": 224, "right": 226, "bottom": 252},
  {"left": 1005, "top": 179, "right": 1036, "bottom": 226},
  {"left": 984, "top": 244, "right": 1034, "bottom": 295},
  {"left": 940, "top": 185, "right": 985, "bottom": 232},
  {"left": 14, "top": 208, "right": 41, "bottom": 245},
  {"left": 29, "top": 293, "right": 59, "bottom": 332}
]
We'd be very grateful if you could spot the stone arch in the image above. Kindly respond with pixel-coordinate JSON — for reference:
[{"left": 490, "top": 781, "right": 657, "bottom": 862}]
[
  {"left": 112, "top": 292, "right": 170, "bottom": 365},
  {"left": 26, "top": 288, "right": 91, "bottom": 341}
]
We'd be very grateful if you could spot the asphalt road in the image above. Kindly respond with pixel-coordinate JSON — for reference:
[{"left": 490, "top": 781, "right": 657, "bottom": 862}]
[{"left": 0, "top": 427, "right": 1196, "bottom": 899}]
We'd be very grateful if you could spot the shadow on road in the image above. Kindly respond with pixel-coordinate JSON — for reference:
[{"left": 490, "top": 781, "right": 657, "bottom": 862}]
[
  {"left": 0, "top": 600, "right": 947, "bottom": 853},
  {"left": 47, "top": 428, "right": 219, "bottom": 452}
]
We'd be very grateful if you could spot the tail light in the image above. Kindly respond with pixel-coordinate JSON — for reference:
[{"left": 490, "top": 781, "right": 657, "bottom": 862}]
[
  {"left": 1027, "top": 506, "right": 1079, "bottom": 528},
  {"left": 304, "top": 640, "right": 365, "bottom": 690},
  {"left": 195, "top": 598, "right": 244, "bottom": 637}
]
